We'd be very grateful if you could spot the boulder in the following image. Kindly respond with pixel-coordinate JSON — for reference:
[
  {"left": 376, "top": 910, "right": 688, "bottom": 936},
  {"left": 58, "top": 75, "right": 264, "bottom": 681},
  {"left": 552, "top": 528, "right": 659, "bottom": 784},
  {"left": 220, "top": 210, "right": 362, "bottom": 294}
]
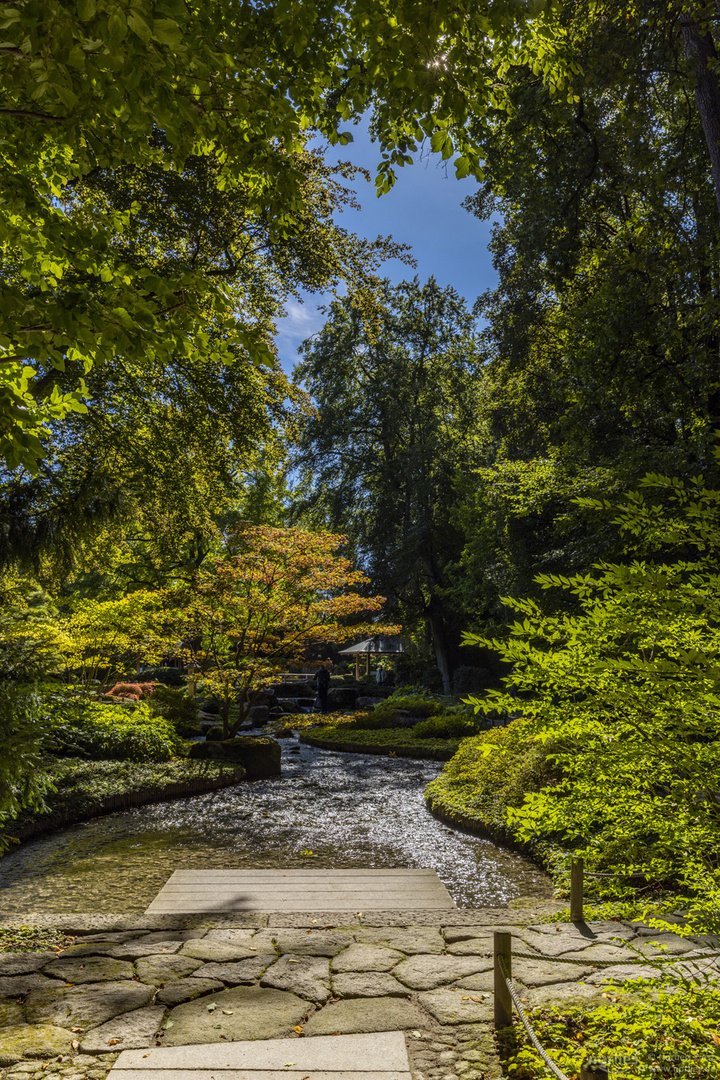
[
  {"left": 276, "top": 699, "right": 303, "bottom": 714},
  {"left": 272, "top": 725, "right": 295, "bottom": 740},
  {"left": 355, "top": 697, "right": 379, "bottom": 711},
  {"left": 248, "top": 705, "right": 271, "bottom": 725},
  {"left": 213, "top": 737, "right": 281, "bottom": 777},
  {"left": 328, "top": 687, "right": 358, "bottom": 711},
  {"left": 189, "top": 740, "right": 225, "bottom": 761},
  {"left": 246, "top": 690, "right": 276, "bottom": 707}
]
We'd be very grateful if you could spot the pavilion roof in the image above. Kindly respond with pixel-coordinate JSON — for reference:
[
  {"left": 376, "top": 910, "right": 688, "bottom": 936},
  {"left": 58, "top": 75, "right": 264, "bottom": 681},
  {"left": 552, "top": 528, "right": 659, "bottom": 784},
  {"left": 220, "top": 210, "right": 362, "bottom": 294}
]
[{"left": 338, "top": 636, "right": 404, "bottom": 655}]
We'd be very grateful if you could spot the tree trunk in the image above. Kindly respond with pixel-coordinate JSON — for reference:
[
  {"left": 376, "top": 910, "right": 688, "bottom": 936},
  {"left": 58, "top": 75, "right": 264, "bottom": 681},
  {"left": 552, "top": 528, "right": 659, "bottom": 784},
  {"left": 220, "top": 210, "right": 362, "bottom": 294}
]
[
  {"left": 427, "top": 597, "right": 452, "bottom": 694},
  {"left": 680, "top": 11, "right": 720, "bottom": 220}
]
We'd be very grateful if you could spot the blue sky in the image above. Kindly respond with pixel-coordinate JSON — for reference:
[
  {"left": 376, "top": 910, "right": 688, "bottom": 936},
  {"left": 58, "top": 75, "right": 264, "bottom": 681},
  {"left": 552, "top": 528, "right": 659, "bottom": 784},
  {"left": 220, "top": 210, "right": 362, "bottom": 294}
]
[{"left": 274, "top": 124, "right": 499, "bottom": 373}]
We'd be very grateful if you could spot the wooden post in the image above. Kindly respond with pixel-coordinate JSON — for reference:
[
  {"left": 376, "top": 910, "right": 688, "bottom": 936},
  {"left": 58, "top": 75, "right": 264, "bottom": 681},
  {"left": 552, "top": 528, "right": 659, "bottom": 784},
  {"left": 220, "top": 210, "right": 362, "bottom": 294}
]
[
  {"left": 493, "top": 931, "right": 513, "bottom": 1030},
  {"left": 570, "top": 856, "right": 584, "bottom": 923},
  {"left": 355, "top": 655, "right": 360, "bottom": 681},
  {"left": 580, "top": 1062, "right": 609, "bottom": 1080}
]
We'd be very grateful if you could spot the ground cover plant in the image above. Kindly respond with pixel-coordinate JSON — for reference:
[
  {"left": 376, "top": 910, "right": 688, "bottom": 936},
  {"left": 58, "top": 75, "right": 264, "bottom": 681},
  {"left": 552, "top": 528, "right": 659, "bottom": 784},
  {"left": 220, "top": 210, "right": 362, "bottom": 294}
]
[
  {"left": 425, "top": 721, "right": 562, "bottom": 849},
  {"left": 0, "top": 926, "right": 74, "bottom": 954},
  {"left": 498, "top": 975, "right": 720, "bottom": 1079},
  {"left": 7, "top": 758, "right": 244, "bottom": 833}
]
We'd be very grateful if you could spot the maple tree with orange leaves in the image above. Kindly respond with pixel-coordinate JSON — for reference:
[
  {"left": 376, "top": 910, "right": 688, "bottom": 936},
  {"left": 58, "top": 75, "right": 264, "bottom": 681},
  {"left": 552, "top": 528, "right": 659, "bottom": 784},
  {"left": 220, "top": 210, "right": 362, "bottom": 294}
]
[{"left": 168, "top": 525, "right": 399, "bottom": 737}]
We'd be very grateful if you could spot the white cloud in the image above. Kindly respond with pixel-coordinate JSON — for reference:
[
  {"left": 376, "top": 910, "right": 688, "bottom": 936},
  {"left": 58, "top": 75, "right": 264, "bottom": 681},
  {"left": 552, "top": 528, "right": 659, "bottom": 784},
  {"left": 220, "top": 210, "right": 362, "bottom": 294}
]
[{"left": 274, "top": 298, "right": 328, "bottom": 373}]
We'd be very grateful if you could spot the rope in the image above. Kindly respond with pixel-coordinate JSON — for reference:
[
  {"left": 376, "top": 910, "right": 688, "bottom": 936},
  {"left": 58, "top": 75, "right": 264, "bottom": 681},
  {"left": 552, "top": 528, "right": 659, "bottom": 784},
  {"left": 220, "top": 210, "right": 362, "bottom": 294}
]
[
  {"left": 512, "top": 948, "right": 720, "bottom": 968},
  {"left": 581, "top": 870, "right": 645, "bottom": 879},
  {"left": 498, "top": 955, "right": 570, "bottom": 1080}
]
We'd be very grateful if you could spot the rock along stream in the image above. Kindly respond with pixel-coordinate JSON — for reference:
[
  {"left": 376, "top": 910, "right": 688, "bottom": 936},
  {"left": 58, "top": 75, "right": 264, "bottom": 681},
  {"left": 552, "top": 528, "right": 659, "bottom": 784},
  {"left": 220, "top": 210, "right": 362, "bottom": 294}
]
[{"left": 0, "top": 739, "right": 552, "bottom": 912}]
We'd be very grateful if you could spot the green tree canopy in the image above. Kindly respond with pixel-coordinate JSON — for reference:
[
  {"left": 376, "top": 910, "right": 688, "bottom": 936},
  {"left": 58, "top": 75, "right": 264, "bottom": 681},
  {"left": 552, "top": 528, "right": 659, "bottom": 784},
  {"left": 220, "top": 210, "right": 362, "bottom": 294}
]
[{"left": 293, "top": 277, "right": 483, "bottom": 691}]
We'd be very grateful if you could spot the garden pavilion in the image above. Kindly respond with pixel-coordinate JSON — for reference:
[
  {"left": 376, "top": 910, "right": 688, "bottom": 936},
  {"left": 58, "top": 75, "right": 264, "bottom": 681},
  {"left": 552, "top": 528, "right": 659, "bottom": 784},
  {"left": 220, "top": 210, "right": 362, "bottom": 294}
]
[{"left": 339, "top": 635, "right": 404, "bottom": 680}]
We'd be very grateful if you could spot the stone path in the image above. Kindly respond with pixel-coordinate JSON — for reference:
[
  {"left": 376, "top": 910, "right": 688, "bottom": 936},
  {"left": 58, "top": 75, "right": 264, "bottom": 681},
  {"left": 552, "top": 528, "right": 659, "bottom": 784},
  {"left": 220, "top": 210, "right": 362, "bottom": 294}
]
[
  {"left": 0, "top": 906, "right": 717, "bottom": 1080},
  {"left": 145, "top": 872, "right": 454, "bottom": 915}
]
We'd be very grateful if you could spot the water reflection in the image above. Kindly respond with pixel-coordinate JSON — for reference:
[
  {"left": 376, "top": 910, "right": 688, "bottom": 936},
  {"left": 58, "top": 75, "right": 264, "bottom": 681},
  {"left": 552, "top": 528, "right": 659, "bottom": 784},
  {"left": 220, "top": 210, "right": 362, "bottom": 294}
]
[{"left": 0, "top": 740, "right": 551, "bottom": 911}]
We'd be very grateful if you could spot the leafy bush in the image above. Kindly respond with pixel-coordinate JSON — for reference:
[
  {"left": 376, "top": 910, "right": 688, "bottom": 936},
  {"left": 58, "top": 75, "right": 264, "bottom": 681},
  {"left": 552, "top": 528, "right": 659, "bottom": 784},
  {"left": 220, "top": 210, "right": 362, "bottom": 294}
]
[
  {"left": 149, "top": 685, "right": 200, "bottom": 726},
  {"left": 463, "top": 462, "right": 720, "bottom": 917},
  {"left": 44, "top": 699, "right": 180, "bottom": 762},
  {"left": 351, "top": 693, "right": 456, "bottom": 730},
  {"left": 414, "top": 712, "right": 478, "bottom": 739},
  {"left": 0, "top": 684, "right": 51, "bottom": 854}
]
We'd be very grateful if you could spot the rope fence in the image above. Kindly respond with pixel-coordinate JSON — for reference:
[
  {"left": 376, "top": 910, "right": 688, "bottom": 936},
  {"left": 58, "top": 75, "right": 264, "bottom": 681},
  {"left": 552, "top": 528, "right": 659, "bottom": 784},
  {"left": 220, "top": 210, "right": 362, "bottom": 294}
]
[
  {"left": 492, "top": 925, "right": 720, "bottom": 1080},
  {"left": 493, "top": 931, "right": 609, "bottom": 1079}
]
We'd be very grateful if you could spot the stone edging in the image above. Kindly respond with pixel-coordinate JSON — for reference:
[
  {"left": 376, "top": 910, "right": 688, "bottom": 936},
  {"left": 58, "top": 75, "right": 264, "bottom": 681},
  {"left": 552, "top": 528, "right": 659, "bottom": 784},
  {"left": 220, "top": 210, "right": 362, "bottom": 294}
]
[
  {"left": 8, "top": 769, "right": 246, "bottom": 845},
  {"left": 299, "top": 734, "right": 455, "bottom": 761}
]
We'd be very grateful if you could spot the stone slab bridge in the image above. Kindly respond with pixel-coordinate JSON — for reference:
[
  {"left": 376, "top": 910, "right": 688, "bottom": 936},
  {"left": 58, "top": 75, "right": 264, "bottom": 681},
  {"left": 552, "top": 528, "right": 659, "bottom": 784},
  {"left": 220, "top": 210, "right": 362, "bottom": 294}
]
[{"left": 0, "top": 869, "right": 718, "bottom": 1080}]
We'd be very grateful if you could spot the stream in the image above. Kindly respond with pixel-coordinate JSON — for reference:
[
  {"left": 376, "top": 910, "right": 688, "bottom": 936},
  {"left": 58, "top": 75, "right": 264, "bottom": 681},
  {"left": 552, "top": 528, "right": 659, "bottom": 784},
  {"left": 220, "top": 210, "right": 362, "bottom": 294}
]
[{"left": 0, "top": 739, "right": 552, "bottom": 911}]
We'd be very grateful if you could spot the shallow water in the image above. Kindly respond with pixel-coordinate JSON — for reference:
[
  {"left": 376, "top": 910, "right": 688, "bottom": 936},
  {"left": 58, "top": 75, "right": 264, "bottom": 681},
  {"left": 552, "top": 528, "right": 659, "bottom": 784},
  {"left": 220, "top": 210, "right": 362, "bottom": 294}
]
[{"left": 0, "top": 739, "right": 551, "bottom": 911}]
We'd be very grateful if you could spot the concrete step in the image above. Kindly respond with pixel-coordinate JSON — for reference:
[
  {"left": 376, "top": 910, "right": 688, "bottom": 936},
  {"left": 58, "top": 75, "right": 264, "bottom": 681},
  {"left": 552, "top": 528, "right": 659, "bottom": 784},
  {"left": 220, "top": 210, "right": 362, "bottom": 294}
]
[{"left": 110, "top": 1031, "right": 412, "bottom": 1080}]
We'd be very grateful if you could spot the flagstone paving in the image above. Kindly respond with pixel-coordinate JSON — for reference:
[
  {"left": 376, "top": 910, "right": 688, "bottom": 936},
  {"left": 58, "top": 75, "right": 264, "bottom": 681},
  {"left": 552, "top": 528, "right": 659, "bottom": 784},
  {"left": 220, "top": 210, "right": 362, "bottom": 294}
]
[{"left": 0, "top": 906, "right": 717, "bottom": 1080}]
